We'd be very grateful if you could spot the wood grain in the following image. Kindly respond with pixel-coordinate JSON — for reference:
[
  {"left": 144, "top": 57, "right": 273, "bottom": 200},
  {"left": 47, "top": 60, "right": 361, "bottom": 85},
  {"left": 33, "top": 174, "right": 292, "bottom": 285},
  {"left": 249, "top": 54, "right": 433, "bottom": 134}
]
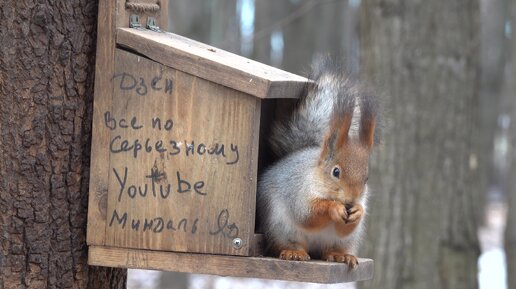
[
  {"left": 87, "top": 0, "right": 117, "bottom": 246},
  {"left": 116, "top": 28, "right": 312, "bottom": 99},
  {"left": 87, "top": 0, "right": 169, "bottom": 246},
  {"left": 102, "top": 49, "right": 260, "bottom": 256},
  {"left": 89, "top": 246, "right": 374, "bottom": 284}
]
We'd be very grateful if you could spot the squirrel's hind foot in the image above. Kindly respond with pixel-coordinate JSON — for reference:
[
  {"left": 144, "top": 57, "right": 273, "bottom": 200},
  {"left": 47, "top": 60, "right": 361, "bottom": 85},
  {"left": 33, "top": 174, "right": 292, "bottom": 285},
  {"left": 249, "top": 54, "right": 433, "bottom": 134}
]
[
  {"left": 279, "top": 249, "right": 311, "bottom": 261},
  {"left": 323, "top": 252, "right": 359, "bottom": 269}
]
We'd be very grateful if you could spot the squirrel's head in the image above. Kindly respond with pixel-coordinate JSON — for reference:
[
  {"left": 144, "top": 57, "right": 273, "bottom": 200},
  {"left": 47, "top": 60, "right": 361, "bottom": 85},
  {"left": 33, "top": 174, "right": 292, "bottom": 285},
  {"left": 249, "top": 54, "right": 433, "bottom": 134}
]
[{"left": 317, "top": 96, "right": 376, "bottom": 204}]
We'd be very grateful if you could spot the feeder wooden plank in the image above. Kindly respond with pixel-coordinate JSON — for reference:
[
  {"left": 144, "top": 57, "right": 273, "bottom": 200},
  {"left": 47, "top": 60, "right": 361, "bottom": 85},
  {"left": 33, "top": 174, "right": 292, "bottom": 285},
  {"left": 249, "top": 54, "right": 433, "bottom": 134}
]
[
  {"left": 101, "top": 48, "right": 260, "bottom": 256},
  {"left": 87, "top": 0, "right": 117, "bottom": 246},
  {"left": 116, "top": 28, "right": 312, "bottom": 99},
  {"left": 88, "top": 246, "right": 374, "bottom": 284}
]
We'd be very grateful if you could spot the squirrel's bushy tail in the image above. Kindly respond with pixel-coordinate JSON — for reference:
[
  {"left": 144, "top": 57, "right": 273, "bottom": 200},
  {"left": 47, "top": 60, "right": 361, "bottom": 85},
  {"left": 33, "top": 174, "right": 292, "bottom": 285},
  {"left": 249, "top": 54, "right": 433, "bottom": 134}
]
[{"left": 270, "top": 57, "right": 381, "bottom": 158}]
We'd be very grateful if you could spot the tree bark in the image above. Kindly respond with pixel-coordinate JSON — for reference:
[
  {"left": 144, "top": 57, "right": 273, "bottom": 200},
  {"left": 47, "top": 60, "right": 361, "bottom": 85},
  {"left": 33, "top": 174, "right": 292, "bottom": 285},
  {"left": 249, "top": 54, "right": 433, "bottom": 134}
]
[
  {"left": 359, "top": 1, "right": 481, "bottom": 289},
  {"left": 0, "top": 1, "right": 126, "bottom": 288}
]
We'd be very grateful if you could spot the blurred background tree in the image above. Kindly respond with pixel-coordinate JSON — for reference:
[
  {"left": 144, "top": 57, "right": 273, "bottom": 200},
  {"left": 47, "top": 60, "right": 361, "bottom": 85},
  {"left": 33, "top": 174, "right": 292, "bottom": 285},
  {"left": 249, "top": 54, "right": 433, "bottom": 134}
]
[
  {"left": 359, "top": 1, "right": 481, "bottom": 288},
  {"left": 506, "top": 0, "right": 516, "bottom": 288}
]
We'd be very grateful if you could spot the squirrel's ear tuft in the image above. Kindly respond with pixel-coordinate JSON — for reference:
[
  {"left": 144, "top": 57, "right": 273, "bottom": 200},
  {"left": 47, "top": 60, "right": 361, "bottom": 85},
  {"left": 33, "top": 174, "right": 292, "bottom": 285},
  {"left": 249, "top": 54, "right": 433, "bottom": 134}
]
[
  {"left": 319, "top": 97, "right": 355, "bottom": 164},
  {"left": 320, "top": 131, "right": 337, "bottom": 164},
  {"left": 359, "top": 93, "right": 378, "bottom": 150},
  {"left": 334, "top": 95, "right": 355, "bottom": 149}
]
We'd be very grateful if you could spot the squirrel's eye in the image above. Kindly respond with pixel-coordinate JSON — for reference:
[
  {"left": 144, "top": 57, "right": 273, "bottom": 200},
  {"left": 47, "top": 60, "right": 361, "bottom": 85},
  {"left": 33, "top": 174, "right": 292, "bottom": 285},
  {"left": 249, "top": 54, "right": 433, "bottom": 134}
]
[
  {"left": 332, "top": 167, "right": 340, "bottom": 179},
  {"left": 365, "top": 177, "right": 369, "bottom": 184}
]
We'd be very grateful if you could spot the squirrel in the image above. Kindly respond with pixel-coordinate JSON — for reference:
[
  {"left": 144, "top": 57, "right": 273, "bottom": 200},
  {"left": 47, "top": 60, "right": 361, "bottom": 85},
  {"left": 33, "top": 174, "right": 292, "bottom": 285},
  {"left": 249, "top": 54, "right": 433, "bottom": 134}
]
[{"left": 256, "top": 58, "right": 380, "bottom": 268}]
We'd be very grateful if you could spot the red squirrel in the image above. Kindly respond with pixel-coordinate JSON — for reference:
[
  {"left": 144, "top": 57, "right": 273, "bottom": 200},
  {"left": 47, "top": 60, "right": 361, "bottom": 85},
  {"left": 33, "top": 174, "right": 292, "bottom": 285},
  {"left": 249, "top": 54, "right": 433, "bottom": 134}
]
[{"left": 257, "top": 58, "right": 380, "bottom": 268}]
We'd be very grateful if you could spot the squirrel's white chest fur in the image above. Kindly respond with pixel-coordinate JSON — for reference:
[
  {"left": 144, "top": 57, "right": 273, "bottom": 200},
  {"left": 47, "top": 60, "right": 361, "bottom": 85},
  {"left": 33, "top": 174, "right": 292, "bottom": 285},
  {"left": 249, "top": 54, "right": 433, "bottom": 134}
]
[
  {"left": 258, "top": 147, "right": 369, "bottom": 255},
  {"left": 265, "top": 179, "right": 368, "bottom": 254}
]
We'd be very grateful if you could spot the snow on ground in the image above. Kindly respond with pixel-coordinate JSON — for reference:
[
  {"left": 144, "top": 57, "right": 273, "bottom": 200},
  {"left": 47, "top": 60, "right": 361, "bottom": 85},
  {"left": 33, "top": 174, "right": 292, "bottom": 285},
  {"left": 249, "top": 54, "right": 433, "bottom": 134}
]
[
  {"left": 189, "top": 275, "right": 355, "bottom": 289},
  {"left": 478, "top": 201, "right": 507, "bottom": 289},
  {"left": 127, "top": 269, "right": 161, "bottom": 289},
  {"left": 127, "top": 269, "right": 356, "bottom": 289}
]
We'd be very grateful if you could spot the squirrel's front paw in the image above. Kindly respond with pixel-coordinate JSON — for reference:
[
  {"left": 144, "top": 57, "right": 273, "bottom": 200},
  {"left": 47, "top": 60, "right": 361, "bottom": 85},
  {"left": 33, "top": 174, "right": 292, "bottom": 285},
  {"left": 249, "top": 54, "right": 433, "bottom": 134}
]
[
  {"left": 329, "top": 202, "right": 348, "bottom": 223},
  {"left": 323, "top": 252, "right": 359, "bottom": 269},
  {"left": 279, "top": 249, "right": 311, "bottom": 261},
  {"left": 345, "top": 203, "right": 364, "bottom": 224}
]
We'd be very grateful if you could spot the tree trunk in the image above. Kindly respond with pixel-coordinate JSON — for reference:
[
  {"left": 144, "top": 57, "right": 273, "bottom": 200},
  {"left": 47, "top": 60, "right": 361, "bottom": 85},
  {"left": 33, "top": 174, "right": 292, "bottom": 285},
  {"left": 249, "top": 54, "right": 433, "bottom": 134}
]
[
  {"left": 359, "top": 1, "right": 481, "bottom": 289},
  {"left": 209, "top": 0, "right": 240, "bottom": 53},
  {"left": 508, "top": 144, "right": 516, "bottom": 288},
  {"left": 479, "top": 0, "right": 510, "bottom": 216},
  {"left": 252, "top": 0, "right": 289, "bottom": 66},
  {"left": 253, "top": 0, "right": 358, "bottom": 75},
  {"left": 479, "top": 0, "right": 509, "bottom": 203},
  {"left": 169, "top": 0, "right": 212, "bottom": 43},
  {"left": 0, "top": 1, "right": 126, "bottom": 288},
  {"left": 506, "top": 2, "right": 516, "bottom": 288},
  {"left": 282, "top": 0, "right": 351, "bottom": 74}
]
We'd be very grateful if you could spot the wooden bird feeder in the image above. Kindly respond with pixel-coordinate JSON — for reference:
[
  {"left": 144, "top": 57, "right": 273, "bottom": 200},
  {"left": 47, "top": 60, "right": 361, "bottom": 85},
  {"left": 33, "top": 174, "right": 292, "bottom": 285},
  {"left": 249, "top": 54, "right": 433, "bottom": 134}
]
[{"left": 87, "top": 0, "right": 374, "bottom": 284}]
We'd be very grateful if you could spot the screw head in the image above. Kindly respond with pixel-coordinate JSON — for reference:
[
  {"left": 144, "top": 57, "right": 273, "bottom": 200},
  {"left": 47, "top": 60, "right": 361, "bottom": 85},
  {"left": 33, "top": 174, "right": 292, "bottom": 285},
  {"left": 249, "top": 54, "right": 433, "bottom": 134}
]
[{"left": 232, "top": 238, "right": 243, "bottom": 249}]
